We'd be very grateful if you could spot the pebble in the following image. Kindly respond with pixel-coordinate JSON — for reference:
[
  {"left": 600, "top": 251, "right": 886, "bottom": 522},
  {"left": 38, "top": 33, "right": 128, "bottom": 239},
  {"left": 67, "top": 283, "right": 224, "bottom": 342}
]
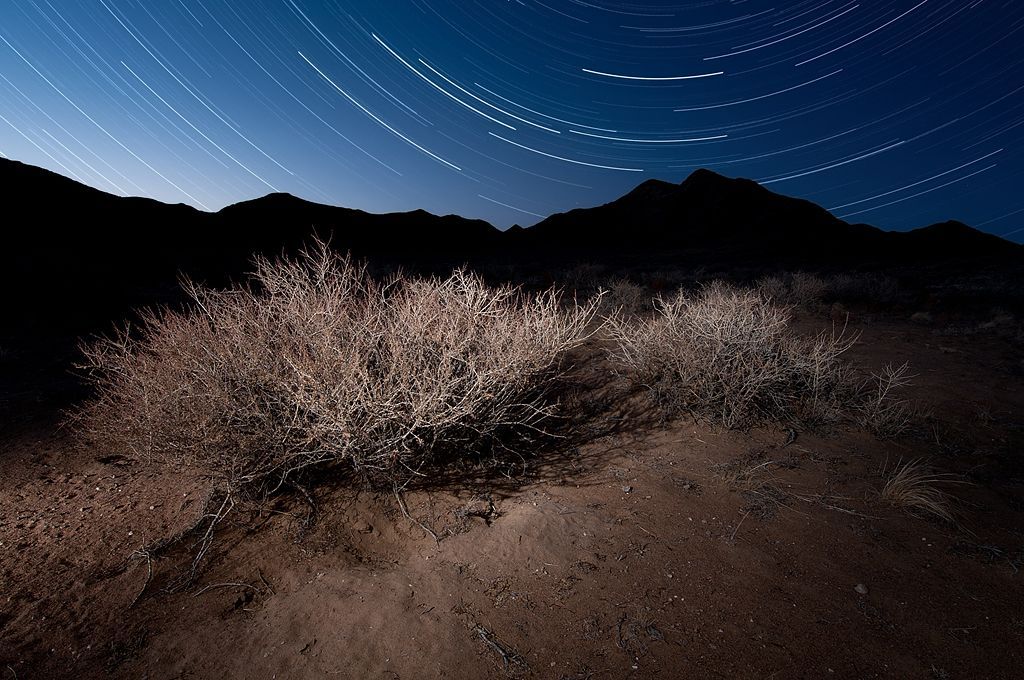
[
  {"left": 622, "top": 486, "right": 633, "bottom": 494},
  {"left": 855, "top": 583, "right": 868, "bottom": 595}
]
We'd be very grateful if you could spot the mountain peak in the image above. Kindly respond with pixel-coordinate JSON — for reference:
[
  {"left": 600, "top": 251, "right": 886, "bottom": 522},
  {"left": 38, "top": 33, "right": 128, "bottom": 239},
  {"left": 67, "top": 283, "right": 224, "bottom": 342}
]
[
  {"left": 619, "top": 177, "right": 679, "bottom": 202},
  {"left": 619, "top": 171, "right": 736, "bottom": 201},
  {"left": 680, "top": 167, "right": 762, "bottom": 195},
  {"left": 683, "top": 167, "right": 729, "bottom": 184}
]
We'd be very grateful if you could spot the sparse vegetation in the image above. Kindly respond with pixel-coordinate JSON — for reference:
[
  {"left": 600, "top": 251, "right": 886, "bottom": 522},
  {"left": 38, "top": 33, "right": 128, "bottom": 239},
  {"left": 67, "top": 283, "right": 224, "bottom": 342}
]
[
  {"left": 74, "top": 242, "right": 600, "bottom": 561},
  {"left": 789, "top": 271, "right": 829, "bottom": 308},
  {"left": 757, "top": 271, "right": 828, "bottom": 308},
  {"left": 607, "top": 282, "right": 857, "bottom": 428},
  {"left": 880, "top": 458, "right": 958, "bottom": 522},
  {"left": 601, "top": 277, "right": 652, "bottom": 317},
  {"left": 754, "top": 274, "right": 788, "bottom": 303},
  {"left": 69, "top": 249, "right": 932, "bottom": 592},
  {"left": 824, "top": 272, "right": 901, "bottom": 306},
  {"left": 858, "top": 363, "right": 915, "bottom": 437},
  {"left": 758, "top": 271, "right": 905, "bottom": 308},
  {"left": 560, "top": 262, "right": 606, "bottom": 298},
  {"left": 713, "top": 453, "right": 788, "bottom": 520}
]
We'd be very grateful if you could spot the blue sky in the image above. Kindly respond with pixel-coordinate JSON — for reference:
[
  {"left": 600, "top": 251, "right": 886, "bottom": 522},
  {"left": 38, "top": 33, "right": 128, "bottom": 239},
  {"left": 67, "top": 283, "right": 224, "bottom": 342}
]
[{"left": 1, "top": 1, "right": 1022, "bottom": 240}]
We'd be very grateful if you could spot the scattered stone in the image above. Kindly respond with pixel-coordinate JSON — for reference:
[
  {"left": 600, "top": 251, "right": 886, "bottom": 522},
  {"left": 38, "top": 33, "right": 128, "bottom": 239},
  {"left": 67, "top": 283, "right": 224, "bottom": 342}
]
[
  {"left": 855, "top": 583, "right": 868, "bottom": 595},
  {"left": 622, "top": 486, "right": 633, "bottom": 494}
]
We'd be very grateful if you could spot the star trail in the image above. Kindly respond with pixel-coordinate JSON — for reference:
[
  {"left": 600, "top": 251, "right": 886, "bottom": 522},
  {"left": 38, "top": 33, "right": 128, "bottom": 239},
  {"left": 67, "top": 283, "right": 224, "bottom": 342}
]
[{"left": 1, "top": 0, "right": 1022, "bottom": 238}]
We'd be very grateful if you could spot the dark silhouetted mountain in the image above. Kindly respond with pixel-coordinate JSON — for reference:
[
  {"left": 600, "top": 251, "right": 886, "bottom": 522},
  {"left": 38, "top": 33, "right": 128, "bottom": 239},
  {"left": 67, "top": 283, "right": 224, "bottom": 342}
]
[
  {"left": 524, "top": 170, "right": 855, "bottom": 247},
  {"left": 1, "top": 158, "right": 499, "bottom": 275},
  {"left": 892, "top": 219, "right": 1013, "bottom": 253},
  {"left": 1, "top": 158, "right": 501, "bottom": 328},
  {"left": 515, "top": 168, "right": 1014, "bottom": 262},
  {"left": 2, "top": 158, "right": 1019, "bottom": 331}
]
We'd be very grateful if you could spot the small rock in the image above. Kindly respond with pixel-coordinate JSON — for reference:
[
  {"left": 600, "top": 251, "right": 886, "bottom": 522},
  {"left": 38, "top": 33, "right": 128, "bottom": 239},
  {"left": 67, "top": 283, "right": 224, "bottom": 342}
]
[
  {"left": 622, "top": 486, "right": 633, "bottom": 494},
  {"left": 356, "top": 521, "right": 374, "bottom": 534},
  {"left": 854, "top": 583, "right": 868, "bottom": 595}
]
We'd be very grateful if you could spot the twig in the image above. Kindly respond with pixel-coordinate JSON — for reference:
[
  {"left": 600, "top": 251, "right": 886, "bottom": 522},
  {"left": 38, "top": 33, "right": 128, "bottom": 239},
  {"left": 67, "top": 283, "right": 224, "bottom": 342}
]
[
  {"left": 192, "top": 582, "right": 256, "bottom": 597},
  {"left": 818, "top": 503, "right": 881, "bottom": 519},
  {"left": 258, "top": 569, "right": 276, "bottom": 596},
  {"left": 794, "top": 494, "right": 884, "bottom": 519},
  {"left": 474, "top": 624, "right": 527, "bottom": 671},
  {"left": 615, "top": 614, "right": 629, "bottom": 650},
  {"left": 634, "top": 522, "right": 658, "bottom": 539},
  {"left": 290, "top": 480, "right": 318, "bottom": 529},
  {"left": 394, "top": 486, "right": 440, "bottom": 545},
  {"left": 730, "top": 510, "right": 751, "bottom": 541},
  {"left": 176, "top": 493, "right": 235, "bottom": 590},
  {"left": 127, "top": 549, "right": 154, "bottom": 609}
]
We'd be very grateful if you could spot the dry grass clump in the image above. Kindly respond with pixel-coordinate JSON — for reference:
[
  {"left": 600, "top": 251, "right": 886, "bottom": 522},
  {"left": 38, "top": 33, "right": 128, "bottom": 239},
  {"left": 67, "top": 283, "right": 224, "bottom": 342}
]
[
  {"left": 608, "top": 282, "right": 856, "bottom": 428},
  {"left": 75, "top": 242, "right": 600, "bottom": 510},
  {"left": 880, "top": 458, "right": 957, "bottom": 522}
]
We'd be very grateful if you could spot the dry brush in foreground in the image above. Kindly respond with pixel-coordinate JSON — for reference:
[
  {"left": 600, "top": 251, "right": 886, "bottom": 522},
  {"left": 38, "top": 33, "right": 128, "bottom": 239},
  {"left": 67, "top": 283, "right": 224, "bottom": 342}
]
[
  {"left": 74, "top": 243, "right": 600, "bottom": 572},
  {"left": 608, "top": 282, "right": 866, "bottom": 429}
]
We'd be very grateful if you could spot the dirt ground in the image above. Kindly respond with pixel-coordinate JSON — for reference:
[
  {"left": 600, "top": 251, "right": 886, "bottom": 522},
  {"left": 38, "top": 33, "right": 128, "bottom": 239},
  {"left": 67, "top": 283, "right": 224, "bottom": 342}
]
[{"left": 2, "top": 311, "right": 1022, "bottom": 679}]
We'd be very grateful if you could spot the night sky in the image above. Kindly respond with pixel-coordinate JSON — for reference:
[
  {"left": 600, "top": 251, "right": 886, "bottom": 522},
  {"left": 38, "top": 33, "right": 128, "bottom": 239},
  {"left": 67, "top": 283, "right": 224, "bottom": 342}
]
[{"left": 1, "top": 1, "right": 1022, "bottom": 240}]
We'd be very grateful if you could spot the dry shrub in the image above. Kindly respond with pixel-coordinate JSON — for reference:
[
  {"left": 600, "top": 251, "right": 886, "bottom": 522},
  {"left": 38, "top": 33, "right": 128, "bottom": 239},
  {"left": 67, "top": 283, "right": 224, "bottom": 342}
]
[
  {"left": 858, "top": 363, "right": 915, "bottom": 437},
  {"left": 825, "top": 272, "right": 900, "bottom": 305},
  {"left": 757, "top": 272, "right": 828, "bottom": 309},
  {"left": 880, "top": 458, "right": 957, "bottom": 522},
  {"left": 561, "top": 262, "right": 605, "bottom": 298},
  {"left": 789, "top": 272, "right": 829, "bottom": 307},
  {"left": 608, "top": 282, "right": 855, "bottom": 428},
  {"left": 756, "top": 275, "right": 788, "bottom": 302},
  {"left": 601, "top": 277, "right": 652, "bottom": 317},
  {"left": 75, "top": 242, "right": 600, "bottom": 510},
  {"left": 641, "top": 268, "right": 697, "bottom": 294}
]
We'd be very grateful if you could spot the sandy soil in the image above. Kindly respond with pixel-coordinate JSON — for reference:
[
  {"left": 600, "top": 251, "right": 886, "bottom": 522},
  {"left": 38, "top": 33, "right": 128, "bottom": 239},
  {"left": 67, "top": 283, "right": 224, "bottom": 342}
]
[{"left": 2, "top": 314, "right": 1022, "bottom": 679}]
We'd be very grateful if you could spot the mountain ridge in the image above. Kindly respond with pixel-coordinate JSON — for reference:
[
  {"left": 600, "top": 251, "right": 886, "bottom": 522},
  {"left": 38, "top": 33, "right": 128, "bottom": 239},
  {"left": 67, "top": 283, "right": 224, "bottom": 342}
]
[
  {"left": 2, "top": 156, "right": 1020, "bottom": 329},
  {"left": 4, "top": 157, "right": 1016, "bottom": 250}
]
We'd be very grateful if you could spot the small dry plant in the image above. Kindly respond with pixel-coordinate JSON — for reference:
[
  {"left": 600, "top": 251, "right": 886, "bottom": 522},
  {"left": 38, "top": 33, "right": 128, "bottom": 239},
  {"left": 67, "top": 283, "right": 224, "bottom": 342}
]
[
  {"left": 789, "top": 272, "right": 828, "bottom": 307},
  {"left": 880, "top": 458, "right": 958, "bottom": 522},
  {"left": 858, "top": 363, "right": 915, "bottom": 437},
  {"left": 825, "top": 272, "right": 901, "bottom": 305},
  {"left": 596, "top": 277, "right": 654, "bottom": 318},
  {"left": 757, "top": 272, "right": 828, "bottom": 308},
  {"left": 714, "top": 455, "right": 788, "bottom": 520},
  {"left": 73, "top": 241, "right": 600, "bottom": 574},
  {"left": 608, "top": 282, "right": 856, "bottom": 428}
]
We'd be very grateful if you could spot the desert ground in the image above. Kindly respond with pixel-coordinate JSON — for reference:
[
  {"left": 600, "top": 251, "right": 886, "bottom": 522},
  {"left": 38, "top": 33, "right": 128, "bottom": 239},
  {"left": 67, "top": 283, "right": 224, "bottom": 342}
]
[{"left": 2, "top": 263, "right": 1022, "bottom": 680}]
